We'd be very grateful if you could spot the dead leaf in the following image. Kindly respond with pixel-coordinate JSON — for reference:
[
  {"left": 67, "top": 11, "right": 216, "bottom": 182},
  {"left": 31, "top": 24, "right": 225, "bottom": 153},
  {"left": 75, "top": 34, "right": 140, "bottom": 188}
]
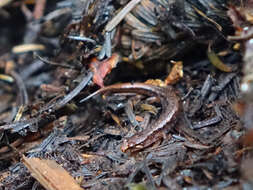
[{"left": 22, "top": 156, "right": 82, "bottom": 190}]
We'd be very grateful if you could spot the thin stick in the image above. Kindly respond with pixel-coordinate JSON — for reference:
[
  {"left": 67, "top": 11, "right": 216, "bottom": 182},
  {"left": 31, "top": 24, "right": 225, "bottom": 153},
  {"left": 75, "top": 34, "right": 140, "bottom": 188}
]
[{"left": 105, "top": 0, "right": 142, "bottom": 32}]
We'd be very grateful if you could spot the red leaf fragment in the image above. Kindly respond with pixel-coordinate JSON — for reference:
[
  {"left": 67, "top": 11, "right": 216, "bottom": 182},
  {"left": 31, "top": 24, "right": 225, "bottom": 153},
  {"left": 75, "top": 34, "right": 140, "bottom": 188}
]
[{"left": 89, "top": 53, "right": 119, "bottom": 87}]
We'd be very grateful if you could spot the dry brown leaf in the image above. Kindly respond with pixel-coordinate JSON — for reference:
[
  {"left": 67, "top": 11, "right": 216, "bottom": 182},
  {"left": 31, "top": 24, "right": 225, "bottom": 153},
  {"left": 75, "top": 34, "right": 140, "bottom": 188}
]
[
  {"left": 22, "top": 156, "right": 82, "bottom": 190},
  {"left": 165, "top": 60, "right": 183, "bottom": 85}
]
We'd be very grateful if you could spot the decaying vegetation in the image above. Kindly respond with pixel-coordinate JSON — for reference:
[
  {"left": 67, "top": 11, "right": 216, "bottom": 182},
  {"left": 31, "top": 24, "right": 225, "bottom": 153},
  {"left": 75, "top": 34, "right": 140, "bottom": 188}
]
[{"left": 0, "top": 0, "right": 252, "bottom": 189}]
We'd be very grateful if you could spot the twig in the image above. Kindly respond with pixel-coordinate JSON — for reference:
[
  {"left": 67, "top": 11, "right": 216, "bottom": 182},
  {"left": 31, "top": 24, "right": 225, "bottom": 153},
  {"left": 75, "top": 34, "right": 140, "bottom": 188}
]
[{"left": 105, "top": 0, "right": 142, "bottom": 32}]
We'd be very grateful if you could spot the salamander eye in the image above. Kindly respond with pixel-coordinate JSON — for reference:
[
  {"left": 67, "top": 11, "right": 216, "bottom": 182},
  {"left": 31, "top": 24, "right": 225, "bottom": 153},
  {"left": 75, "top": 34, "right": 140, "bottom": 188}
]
[{"left": 129, "top": 142, "right": 135, "bottom": 147}]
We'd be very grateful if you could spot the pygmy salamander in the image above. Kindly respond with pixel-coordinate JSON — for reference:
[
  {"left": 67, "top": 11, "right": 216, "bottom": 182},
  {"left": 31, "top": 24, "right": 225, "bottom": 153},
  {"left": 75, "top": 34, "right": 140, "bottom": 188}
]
[{"left": 80, "top": 83, "right": 181, "bottom": 152}]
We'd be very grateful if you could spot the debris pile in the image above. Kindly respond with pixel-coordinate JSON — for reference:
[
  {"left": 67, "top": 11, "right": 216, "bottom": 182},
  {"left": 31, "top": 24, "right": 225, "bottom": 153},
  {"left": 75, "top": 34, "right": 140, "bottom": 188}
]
[{"left": 0, "top": 1, "right": 251, "bottom": 189}]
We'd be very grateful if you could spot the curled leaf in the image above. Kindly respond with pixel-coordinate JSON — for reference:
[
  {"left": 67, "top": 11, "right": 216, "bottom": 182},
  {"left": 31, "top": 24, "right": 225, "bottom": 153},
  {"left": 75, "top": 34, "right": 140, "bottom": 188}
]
[
  {"left": 89, "top": 53, "right": 119, "bottom": 87},
  {"left": 207, "top": 50, "right": 233, "bottom": 72},
  {"left": 165, "top": 60, "right": 183, "bottom": 85}
]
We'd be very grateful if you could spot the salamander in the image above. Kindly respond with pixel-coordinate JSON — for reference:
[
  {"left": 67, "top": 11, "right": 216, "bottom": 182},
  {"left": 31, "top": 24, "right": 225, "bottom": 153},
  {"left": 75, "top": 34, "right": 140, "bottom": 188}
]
[{"left": 80, "top": 82, "right": 181, "bottom": 152}]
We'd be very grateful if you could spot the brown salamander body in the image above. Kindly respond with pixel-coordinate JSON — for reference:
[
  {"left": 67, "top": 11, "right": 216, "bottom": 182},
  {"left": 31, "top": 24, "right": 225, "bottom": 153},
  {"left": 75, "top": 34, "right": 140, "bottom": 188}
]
[{"left": 80, "top": 83, "right": 181, "bottom": 152}]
